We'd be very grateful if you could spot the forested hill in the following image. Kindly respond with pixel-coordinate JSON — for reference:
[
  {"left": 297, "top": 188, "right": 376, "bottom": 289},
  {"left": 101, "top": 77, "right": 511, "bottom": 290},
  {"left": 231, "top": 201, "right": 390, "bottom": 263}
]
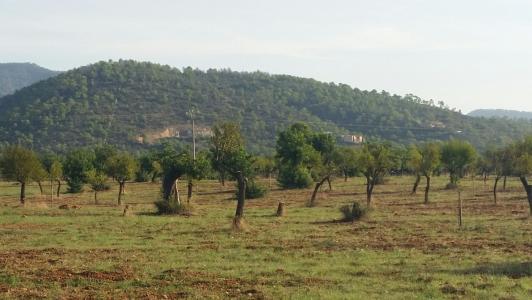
[
  {"left": 468, "top": 109, "right": 532, "bottom": 120},
  {"left": 0, "top": 63, "right": 60, "bottom": 97},
  {"left": 0, "top": 60, "right": 531, "bottom": 153}
]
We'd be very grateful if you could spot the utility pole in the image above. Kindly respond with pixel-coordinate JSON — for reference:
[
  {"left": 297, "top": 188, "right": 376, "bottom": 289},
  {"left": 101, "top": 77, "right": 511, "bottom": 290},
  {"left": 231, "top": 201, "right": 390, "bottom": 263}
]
[{"left": 186, "top": 108, "right": 198, "bottom": 160}]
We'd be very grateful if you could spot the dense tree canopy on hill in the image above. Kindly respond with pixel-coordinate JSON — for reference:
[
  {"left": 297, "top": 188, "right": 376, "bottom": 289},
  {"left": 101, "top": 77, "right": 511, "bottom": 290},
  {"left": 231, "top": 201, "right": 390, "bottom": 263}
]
[
  {"left": 468, "top": 109, "right": 532, "bottom": 120},
  {"left": 0, "top": 63, "right": 60, "bottom": 97},
  {"left": 0, "top": 60, "right": 531, "bottom": 154}
]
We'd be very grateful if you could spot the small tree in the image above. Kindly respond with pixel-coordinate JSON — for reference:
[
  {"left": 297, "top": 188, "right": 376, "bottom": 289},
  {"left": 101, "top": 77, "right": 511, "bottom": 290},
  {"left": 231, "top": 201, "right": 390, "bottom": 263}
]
[
  {"left": 418, "top": 143, "right": 441, "bottom": 204},
  {"left": 357, "top": 142, "right": 396, "bottom": 208},
  {"left": 106, "top": 152, "right": 138, "bottom": 205},
  {"left": 0, "top": 145, "right": 45, "bottom": 205},
  {"left": 441, "top": 140, "right": 477, "bottom": 188},
  {"left": 64, "top": 149, "right": 95, "bottom": 193},
  {"left": 211, "top": 123, "right": 243, "bottom": 186},
  {"left": 253, "top": 156, "right": 277, "bottom": 187},
  {"left": 86, "top": 169, "right": 109, "bottom": 204},
  {"left": 136, "top": 153, "right": 163, "bottom": 183},
  {"left": 41, "top": 154, "right": 63, "bottom": 202},
  {"left": 407, "top": 145, "right": 423, "bottom": 194},
  {"left": 184, "top": 151, "right": 211, "bottom": 203},
  {"left": 275, "top": 123, "right": 318, "bottom": 189},
  {"left": 336, "top": 147, "right": 359, "bottom": 182},
  {"left": 485, "top": 147, "right": 512, "bottom": 204},
  {"left": 210, "top": 123, "right": 253, "bottom": 229},
  {"left": 308, "top": 133, "right": 338, "bottom": 207},
  {"left": 511, "top": 136, "right": 532, "bottom": 214}
]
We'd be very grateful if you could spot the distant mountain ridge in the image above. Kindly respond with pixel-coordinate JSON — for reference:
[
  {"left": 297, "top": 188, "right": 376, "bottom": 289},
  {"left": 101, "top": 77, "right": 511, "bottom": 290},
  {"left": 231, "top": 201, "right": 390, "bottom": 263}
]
[
  {"left": 468, "top": 109, "right": 532, "bottom": 120},
  {"left": 0, "top": 63, "right": 60, "bottom": 97},
  {"left": 0, "top": 60, "right": 531, "bottom": 153}
]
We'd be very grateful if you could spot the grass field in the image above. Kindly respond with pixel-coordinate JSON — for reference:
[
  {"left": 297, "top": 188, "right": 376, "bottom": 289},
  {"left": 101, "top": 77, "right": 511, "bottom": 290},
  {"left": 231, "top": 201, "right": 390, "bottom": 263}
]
[{"left": 0, "top": 176, "right": 530, "bottom": 299}]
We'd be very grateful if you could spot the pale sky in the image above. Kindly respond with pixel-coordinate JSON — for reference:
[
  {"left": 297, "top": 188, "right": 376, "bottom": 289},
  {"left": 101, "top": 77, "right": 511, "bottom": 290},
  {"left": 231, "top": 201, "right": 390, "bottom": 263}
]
[{"left": 1, "top": 0, "right": 532, "bottom": 112}]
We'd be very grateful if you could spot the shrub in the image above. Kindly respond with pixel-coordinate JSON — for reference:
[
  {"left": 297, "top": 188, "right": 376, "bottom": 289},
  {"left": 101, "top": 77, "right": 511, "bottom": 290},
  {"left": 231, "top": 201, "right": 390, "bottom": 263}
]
[
  {"left": 244, "top": 180, "right": 268, "bottom": 199},
  {"left": 278, "top": 165, "right": 313, "bottom": 189},
  {"left": 154, "top": 198, "right": 193, "bottom": 215},
  {"left": 135, "top": 170, "right": 150, "bottom": 182},
  {"left": 67, "top": 179, "right": 85, "bottom": 193},
  {"left": 340, "top": 202, "right": 367, "bottom": 222}
]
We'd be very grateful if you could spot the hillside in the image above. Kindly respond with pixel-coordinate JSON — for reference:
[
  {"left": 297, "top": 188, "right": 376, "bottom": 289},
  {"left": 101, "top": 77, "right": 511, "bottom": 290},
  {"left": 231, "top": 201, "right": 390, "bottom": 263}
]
[
  {"left": 0, "top": 63, "right": 60, "bottom": 97},
  {"left": 0, "top": 60, "right": 531, "bottom": 153},
  {"left": 468, "top": 109, "right": 532, "bottom": 120}
]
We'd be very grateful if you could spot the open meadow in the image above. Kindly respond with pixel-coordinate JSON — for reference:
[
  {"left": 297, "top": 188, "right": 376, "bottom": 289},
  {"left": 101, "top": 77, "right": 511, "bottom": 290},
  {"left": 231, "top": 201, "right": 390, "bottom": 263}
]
[{"left": 0, "top": 176, "right": 530, "bottom": 299}]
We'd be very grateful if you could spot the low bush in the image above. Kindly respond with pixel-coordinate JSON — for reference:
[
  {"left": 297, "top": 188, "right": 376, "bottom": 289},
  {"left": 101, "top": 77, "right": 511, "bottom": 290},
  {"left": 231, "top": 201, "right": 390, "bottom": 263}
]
[
  {"left": 340, "top": 202, "right": 367, "bottom": 222},
  {"left": 154, "top": 198, "right": 193, "bottom": 215},
  {"left": 245, "top": 180, "right": 268, "bottom": 199}
]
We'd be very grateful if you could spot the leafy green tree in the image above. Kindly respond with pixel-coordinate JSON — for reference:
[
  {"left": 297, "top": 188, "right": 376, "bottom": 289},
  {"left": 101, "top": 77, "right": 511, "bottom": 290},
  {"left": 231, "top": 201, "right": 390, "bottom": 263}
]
[
  {"left": 136, "top": 154, "right": 162, "bottom": 182},
  {"left": 414, "top": 143, "right": 441, "bottom": 203},
  {"left": 275, "top": 123, "right": 320, "bottom": 189},
  {"left": 93, "top": 145, "right": 117, "bottom": 173},
  {"left": 86, "top": 169, "right": 109, "bottom": 204},
  {"left": 210, "top": 123, "right": 244, "bottom": 186},
  {"left": 407, "top": 145, "right": 423, "bottom": 194},
  {"left": 64, "top": 149, "right": 95, "bottom": 193},
  {"left": 336, "top": 147, "right": 359, "bottom": 182},
  {"left": 210, "top": 123, "right": 253, "bottom": 229},
  {"left": 308, "top": 133, "right": 339, "bottom": 207},
  {"left": 485, "top": 147, "right": 513, "bottom": 204},
  {"left": 41, "top": 154, "right": 63, "bottom": 199},
  {"left": 106, "top": 152, "right": 138, "bottom": 205},
  {"left": 357, "top": 142, "right": 396, "bottom": 207},
  {"left": 253, "top": 156, "right": 277, "bottom": 187},
  {"left": 0, "top": 145, "right": 45, "bottom": 205},
  {"left": 184, "top": 151, "right": 211, "bottom": 202},
  {"left": 511, "top": 136, "right": 532, "bottom": 214},
  {"left": 441, "top": 140, "right": 477, "bottom": 188}
]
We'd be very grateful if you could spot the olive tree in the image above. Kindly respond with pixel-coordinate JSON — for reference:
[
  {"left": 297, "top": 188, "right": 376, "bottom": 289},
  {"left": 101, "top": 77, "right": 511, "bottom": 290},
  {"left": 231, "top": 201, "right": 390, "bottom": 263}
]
[
  {"left": 106, "top": 152, "right": 138, "bottom": 205},
  {"left": 485, "top": 147, "right": 512, "bottom": 204},
  {"left": 415, "top": 143, "right": 441, "bottom": 204},
  {"left": 210, "top": 123, "right": 253, "bottom": 229},
  {"left": 275, "top": 123, "right": 318, "bottom": 189},
  {"left": 357, "top": 142, "right": 396, "bottom": 208},
  {"left": 0, "top": 145, "right": 45, "bottom": 205},
  {"left": 512, "top": 136, "right": 532, "bottom": 214},
  {"left": 441, "top": 140, "right": 477, "bottom": 188}
]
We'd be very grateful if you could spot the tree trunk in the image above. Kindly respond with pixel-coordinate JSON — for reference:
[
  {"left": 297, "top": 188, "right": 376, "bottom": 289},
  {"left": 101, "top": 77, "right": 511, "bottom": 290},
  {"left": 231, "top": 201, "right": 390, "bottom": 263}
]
[
  {"left": 326, "top": 177, "right": 332, "bottom": 191},
  {"left": 118, "top": 182, "right": 124, "bottom": 205},
  {"left": 94, "top": 191, "right": 98, "bottom": 204},
  {"left": 366, "top": 176, "right": 374, "bottom": 207},
  {"left": 173, "top": 179, "right": 181, "bottom": 205},
  {"left": 220, "top": 173, "right": 225, "bottom": 187},
  {"left": 503, "top": 176, "right": 507, "bottom": 191},
  {"left": 519, "top": 176, "right": 532, "bottom": 215},
  {"left": 309, "top": 176, "right": 329, "bottom": 207},
  {"left": 424, "top": 176, "right": 431, "bottom": 204},
  {"left": 38, "top": 181, "right": 44, "bottom": 195},
  {"left": 235, "top": 172, "right": 246, "bottom": 219},
  {"left": 493, "top": 176, "right": 501, "bottom": 205},
  {"left": 56, "top": 180, "right": 61, "bottom": 197},
  {"left": 50, "top": 180, "right": 54, "bottom": 205},
  {"left": 412, "top": 174, "right": 421, "bottom": 194},
  {"left": 20, "top": 181, "right": 26, "bottom": 205},
  {"left": 344, "top": 173, "right": 348, "bottom": 182},
  {"left": 187, "top": 179, "right": 193, "bottom": 203}
]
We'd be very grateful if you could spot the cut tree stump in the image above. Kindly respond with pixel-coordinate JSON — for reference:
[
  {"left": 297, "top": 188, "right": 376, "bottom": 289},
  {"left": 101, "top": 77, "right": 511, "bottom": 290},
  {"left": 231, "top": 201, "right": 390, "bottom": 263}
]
[{"left": 276, "top": 202, "right": 285, "bottom": 217}]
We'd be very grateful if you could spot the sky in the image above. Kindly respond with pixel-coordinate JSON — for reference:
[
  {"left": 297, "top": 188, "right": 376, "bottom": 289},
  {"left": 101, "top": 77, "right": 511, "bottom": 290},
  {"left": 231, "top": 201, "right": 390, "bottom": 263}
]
[{"left": 1, "top": 0, "right": 532, "bottom": 113}]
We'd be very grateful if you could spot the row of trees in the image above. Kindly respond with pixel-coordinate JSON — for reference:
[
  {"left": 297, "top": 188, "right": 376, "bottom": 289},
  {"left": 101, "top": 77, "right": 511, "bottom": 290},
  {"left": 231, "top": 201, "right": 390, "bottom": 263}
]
[
  {"left": 274, "top": 123, "right": 532, "bottom": 216},
  {"left": 1, "top": 122, "right": 531, "bottom": 225}
]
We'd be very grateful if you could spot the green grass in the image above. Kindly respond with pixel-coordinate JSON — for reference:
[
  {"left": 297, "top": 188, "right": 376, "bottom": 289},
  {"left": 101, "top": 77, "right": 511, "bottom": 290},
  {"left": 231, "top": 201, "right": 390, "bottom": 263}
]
[{"left": 0, "top": 176, "right": 530, "bottom": 299}]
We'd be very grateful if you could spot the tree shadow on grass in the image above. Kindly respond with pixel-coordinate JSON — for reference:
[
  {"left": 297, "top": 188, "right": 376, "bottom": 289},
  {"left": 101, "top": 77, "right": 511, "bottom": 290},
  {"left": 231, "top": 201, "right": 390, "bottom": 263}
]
[{"left": 453, "top": 261, "right": 531, "bottom": 279}]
